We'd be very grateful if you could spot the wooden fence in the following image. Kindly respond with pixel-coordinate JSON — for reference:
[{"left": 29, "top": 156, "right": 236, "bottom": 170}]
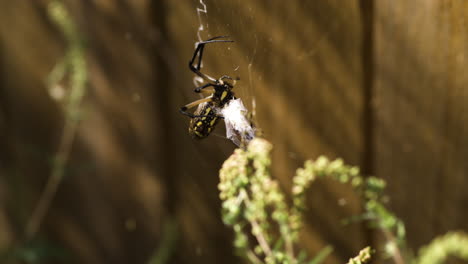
[{"left": 0, "top": 1, "right": 467, "bottom": 263}]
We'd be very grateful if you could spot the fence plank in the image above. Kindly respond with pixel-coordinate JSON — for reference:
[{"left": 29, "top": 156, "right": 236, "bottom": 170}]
[
  {"left": 168, "top": 1, "right": 368, "bottom": 262},
  {"left": 0, "top": 1, "right": 169, "bottom": 263},
  {"left": 6, "top": 0, "right": 468, "bottom": 263},
  {"left": 374, "top": 0, "right": 468, "bottom": 249}
]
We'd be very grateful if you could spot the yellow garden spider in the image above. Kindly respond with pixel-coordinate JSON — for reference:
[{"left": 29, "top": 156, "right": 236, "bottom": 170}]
[{"left": 180, "top": 36, "right": 238, "bottom": 139}]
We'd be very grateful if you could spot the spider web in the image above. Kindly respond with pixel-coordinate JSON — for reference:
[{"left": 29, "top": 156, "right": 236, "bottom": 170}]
[
  {"left": 193, "top": 0, "right": 257, "bottom": 146},
  {"left": 190, "top": 0, "right": 343, "bottom": 152}
]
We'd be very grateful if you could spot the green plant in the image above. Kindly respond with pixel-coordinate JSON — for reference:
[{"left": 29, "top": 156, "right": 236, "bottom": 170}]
[
  {"left": 415, "top": 232, "right": 468, "bottom": 264},
  {"left": 219, "top": 138, "right": 375, "bottom": 264},
  {"left": 218, "top": 137, "right": 468, "bottom": 264},
  {"left": 26, "top": 0, "right": 88, "bottom": 240}
]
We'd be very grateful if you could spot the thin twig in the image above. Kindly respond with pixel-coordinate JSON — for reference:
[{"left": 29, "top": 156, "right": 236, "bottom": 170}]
[
  {"left": 250, "top": 219, "right": 272, "bottom": 257},
  {"left": 25, "top": 0, "right": 86, "bottom": 239},
  {"left": 382, "top": 229, "right": 405, "bottom": 264},
  {"left": 285, "top": 235, "right": 295, "bottom": 262},
  {"left": 246, "top": 249, "right": 263, "bottom": 264},
  {"left": 242, "top": 190, "right": 273, "bottom": 259},
  {"left": 25, "top": 116, "right": 78, "bottom": 238}
]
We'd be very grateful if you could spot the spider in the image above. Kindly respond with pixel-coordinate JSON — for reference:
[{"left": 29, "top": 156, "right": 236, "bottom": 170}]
[{"left": 180, "top": 36, "right": 238, "bottom": 139}]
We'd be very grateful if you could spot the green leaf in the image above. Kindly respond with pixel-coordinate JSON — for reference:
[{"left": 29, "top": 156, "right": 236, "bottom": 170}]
[
  {"left": 297, "top": 250, "right": 308, "bottom": 263},
  {"left": 273, "top": 238, "right": 284, "bottom": 251},
  {"left": 309, "top": 245, "right": 333, "bottom": 264}
]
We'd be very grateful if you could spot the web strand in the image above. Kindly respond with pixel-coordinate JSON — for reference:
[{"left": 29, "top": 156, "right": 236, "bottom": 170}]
[{"left": 196, "top": 0, "right": 208, "bottom": 42}]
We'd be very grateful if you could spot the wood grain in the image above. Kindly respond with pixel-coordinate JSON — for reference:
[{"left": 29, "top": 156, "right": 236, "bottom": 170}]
[
  {"left": 1, "top": 0, "right": 467, "bottom": 264},
  {"left": 375, "top": 0, "right": 468, "bottom": 249}
]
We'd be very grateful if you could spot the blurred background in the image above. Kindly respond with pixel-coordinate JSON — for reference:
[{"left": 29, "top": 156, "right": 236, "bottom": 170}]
[{"left": 1, "top": 0, "right": 468, "bottom": 263}]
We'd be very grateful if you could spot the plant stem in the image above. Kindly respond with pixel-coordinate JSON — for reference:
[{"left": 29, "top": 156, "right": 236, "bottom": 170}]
[
  {"left": 25, "top": 0, "right": 86, "bottom": 240},
  {"left": 383, "top": 229, "right": 405, "bottom": 264},
  {"left": 285, "top": 236, "right": 295, "bottom": 262},
  {"left": 247, "top": 249, "right": 263, "bottom": 264},
  {"left": 242, "top": 190, "right": 273, "bottom": 259}
]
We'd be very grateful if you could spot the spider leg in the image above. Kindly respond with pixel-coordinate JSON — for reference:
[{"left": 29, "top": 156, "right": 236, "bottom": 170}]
[
  {"left": 219, "top": 75, "right": 240, "bottom": 81},
  {"left": 180, "top": 96, "right": 214, "bottom": 118},
  {"left": 218, "top": 75, "right": 240, "bottom": 87},
  {"left": 188, "top": 36, "right": 234, "bottom": 82},
  {"left": 189, "top": 49, "right": 216, "bottom": 82},
  {"left": 180, "top": 95, "right": 212, "bottom": 112},
  {"left": 205, "top": 35, "right": 230, "bottom": 41},
  {"left": 194, "top": 38, "right": 233, "bottom": 71},
  {"left": 180, "top": 109, "right": 224, "bottom": 119},
  {"left": 183, "top": 113, "right": 224, "bottom": 119},
  {"left": 179, "top": 96, "right": 224, "bottom": 119},
  {"left": 194, "top": 83, "right": 216, "bottom": 93}
]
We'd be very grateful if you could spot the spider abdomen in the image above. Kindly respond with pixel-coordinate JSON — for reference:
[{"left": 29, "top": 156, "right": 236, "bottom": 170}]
[{"left": 188, "top": 104, "right": 220, "bottom": 139}]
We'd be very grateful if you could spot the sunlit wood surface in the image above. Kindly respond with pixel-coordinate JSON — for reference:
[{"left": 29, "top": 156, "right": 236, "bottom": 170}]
[
  {"left": 0, "top": 1, "right": 467, "bottom": 264},
  {"left": 374, "top": 0, "right": 468, "bottom": 249}
]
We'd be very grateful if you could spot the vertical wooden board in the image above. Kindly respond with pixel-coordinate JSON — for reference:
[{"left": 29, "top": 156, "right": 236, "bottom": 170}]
[
  {"left": 0, "top": 0, "right": 64, "bottom": 235},
  {"left": 165, "top": 2, "right": 245, "bottom": 264},
  {"left": 1, "top": 1, "right": 170, "bottom": 264},
  {"left": 168, "top": 0, "right": 367, "bottom": 263},
  {"left": 375, "top": 0, "right": 468, "bottom": 249},
  {"left": 0, "top": 1, "right": 370, "bottom": 264},
  {"left": 54, "top": 1, "right": 171, "bottom": 263}
]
